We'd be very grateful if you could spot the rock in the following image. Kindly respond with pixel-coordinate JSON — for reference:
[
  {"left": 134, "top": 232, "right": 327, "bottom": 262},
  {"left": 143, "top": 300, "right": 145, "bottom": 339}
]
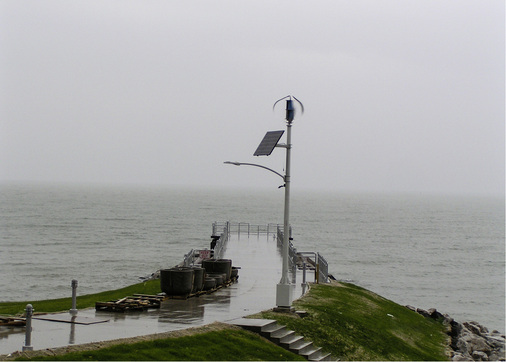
[
  {"left": 488, "top": 351, "right": 505, "bottom": 361},
  {"left": 487, "top": 335, "right": 505, "bottom": 350},
  {"left": 452, "top": 352, "right": 472, "bottom": 361},
  {"left": 464, "top": 321, "right": 489, "bottom": 337},
  {"left": 456, "top": 338, "right": 470, "bottom": 355},
  {"left": 405, "top": 305, "right": 416, "bottom": 312},
  {"left": 450, "top": 321, "right": 465, "bottom": 350},
  {"left": 409, "top": 306, "right": 505, "bottom": 361},
  {"left": 472, "top": 350, "right": 489, "bottom": 361},
  {"left": 428, "top": 308, "right": 445, "bottom": 320},
  {"left": 464, "top": 335, "right": 491, "bottom": 355}
]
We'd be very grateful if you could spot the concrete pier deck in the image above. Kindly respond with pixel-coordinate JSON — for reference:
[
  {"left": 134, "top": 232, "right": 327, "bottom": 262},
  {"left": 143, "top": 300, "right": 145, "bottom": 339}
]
[{"left": 0, "top": 232, "right": 311, "bottom": 356}]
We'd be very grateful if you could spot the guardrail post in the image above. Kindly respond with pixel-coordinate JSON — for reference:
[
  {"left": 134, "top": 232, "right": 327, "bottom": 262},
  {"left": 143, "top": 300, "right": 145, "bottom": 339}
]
[
  {"left": 23, "top": 304, "right": 33, "bottom": 351},
  {"left": 70, "top": 279, "right": 78, "bottom": 315}
]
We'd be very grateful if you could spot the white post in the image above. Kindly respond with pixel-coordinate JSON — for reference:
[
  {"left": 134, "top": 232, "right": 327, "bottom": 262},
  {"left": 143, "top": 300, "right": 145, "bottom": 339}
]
[
  {"left": 23, "top": 304, "right": 33, "bottom": 351},
  {"left": 70, "top": 279, "right": 78, "bottom": 316}
]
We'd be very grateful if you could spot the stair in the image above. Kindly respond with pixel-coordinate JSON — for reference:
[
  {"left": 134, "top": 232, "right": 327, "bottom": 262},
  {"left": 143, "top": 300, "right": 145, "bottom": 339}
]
[{"left": 228, "top": 318, "right": 335, "bottom": 361}]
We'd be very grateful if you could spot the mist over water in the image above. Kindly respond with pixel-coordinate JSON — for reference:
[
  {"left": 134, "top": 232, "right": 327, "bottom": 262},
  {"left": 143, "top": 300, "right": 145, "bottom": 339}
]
[{"left": 1, "top": 183, "right": 504, "bottom": 332}]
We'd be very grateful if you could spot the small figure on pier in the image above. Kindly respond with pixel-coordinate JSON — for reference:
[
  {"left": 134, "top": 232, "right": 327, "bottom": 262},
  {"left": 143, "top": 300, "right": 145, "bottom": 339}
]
[{"left": 210, "top": 235, "right": 220, "bottom": 250}]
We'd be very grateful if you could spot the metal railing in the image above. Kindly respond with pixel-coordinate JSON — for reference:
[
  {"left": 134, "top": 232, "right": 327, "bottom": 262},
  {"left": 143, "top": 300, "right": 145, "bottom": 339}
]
[
  {"left": 317, "top": 253, "right": 329, "bottom": 283},
  {"left": 212, "top": 222, "right": 229, "bottom": 259},
  {"left": 212, "top": 221, "right": 330, "bottom": 284},
  {"left": 182, "top": 249, "right": 196, "bottom": 267},
  {"left": 213, "top": 221, "right": 282, "bottom": 236},
  {"left": 276, "top": 226, "right": 298, "bottom": 278}
]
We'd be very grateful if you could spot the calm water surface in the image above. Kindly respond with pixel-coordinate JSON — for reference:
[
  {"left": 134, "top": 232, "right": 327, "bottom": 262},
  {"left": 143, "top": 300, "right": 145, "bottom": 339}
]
[{"left": 1, "top": 183, "right": 504, "bottom": 332}]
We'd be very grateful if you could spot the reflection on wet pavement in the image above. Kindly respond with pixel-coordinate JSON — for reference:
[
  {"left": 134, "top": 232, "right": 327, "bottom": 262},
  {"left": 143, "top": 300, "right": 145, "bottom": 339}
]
[{"left": 0, "top": 233, "right": 311, "bottom": 356}]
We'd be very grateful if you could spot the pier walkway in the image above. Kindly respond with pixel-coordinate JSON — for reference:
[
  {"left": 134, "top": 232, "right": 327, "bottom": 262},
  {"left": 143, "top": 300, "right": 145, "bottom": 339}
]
[{"left": 0, "top": 232, "right": 311, "bottom": 356}]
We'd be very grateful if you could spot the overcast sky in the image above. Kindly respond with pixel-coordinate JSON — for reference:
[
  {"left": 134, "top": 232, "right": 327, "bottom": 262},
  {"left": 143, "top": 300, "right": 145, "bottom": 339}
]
[{"left": 1, "top": 0, "right": 504, "bottom": 196}]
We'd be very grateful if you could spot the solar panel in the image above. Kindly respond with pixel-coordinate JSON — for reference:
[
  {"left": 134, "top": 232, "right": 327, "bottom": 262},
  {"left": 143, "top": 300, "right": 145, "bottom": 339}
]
[{"left": 253, "top": 130, "right": 284, "bottom": 156}]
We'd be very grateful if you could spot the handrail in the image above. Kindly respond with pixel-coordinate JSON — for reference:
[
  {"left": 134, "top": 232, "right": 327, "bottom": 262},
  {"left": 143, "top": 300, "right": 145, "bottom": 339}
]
[
  {"left": 276, "top": 227, "right": 298, "bottom": 279},
  {"left": 317, "top": 253, "right": 329, "bottom": 283},
  {"left": 212, "top": 221, "right": 330, "bottom": 284},
  {"left": 214, "top": 221, "right": 283, "bottom": 236},
  {"left": 212, "top": 222, "right": 229, "bottom": 259}
]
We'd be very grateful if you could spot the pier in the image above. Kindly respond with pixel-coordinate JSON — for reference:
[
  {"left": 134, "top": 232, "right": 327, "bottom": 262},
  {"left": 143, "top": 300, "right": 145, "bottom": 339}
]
[{"left": 0, "top": 222, "right": 329, "bottom": 356}]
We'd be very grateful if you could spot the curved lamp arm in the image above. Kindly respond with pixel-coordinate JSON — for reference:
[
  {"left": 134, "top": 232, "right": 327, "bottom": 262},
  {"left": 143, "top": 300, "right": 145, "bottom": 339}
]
[{"left": 224, "top": 161, "right": 285, "bottom": 180}]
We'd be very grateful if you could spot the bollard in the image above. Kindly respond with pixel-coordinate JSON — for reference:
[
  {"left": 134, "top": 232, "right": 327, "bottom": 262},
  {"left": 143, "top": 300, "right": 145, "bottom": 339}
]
[
  {"left": 22, "top": 304, "right": 33, "bottom": 351},
  {"left": 69, "top": 316, "right": 77, "bottom": 344},
  {"left": 70, "top": 279, "right": 78, "bottom": 316}
]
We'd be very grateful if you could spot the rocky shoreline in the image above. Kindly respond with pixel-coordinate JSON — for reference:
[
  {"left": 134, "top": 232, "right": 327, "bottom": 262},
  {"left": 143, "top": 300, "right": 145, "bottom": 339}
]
[{"left": 407, "top": 306, "right": 505, "bottom": 361}]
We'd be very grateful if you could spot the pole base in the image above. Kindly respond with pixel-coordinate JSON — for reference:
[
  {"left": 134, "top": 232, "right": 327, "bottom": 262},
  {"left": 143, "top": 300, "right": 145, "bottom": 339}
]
[
  {"left": 273, "top": 306, "right": 295, "bottom": 313},
  {"left": 276, "top": 283, "right": 293, "bottom": 308},
  {"left": 22, "top": 346, "right": 33, "bottom": 352}
]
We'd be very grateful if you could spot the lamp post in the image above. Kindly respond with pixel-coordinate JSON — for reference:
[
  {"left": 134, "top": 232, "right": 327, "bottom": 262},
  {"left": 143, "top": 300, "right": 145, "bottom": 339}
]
[
  {"left": 225, "top": 95, "right": 303, "bottom": 311},
  {"left": 275, "top": 96, "right": 297, "bottom": 310}
]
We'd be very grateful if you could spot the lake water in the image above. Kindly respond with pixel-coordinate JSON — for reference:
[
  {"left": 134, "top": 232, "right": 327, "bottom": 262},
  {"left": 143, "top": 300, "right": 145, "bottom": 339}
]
[{"left": 1, "top": 183, "right": 504, "bottom": 332}]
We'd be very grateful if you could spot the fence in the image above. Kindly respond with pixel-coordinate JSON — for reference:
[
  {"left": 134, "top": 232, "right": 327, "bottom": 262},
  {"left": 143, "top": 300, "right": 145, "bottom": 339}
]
[
  {"left": 213, "top": 222, "right": 228, "bottom": 260},
  {"left": 276, "top": 226, "right": 329, "bottom": 284},
  {"left": 276, "top": 226, "right": 298, "bottom": 278},
  {"left": 317, "top": 253, "right": 329, "bottom": 283},
  {"left": 213, "top": 221, "right": 284, "bottom": 236}
]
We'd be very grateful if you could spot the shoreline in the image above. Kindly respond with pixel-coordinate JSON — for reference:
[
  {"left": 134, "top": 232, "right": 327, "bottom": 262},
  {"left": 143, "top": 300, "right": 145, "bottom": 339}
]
[{"left": 407, "top": 306, "right": 505, "bottom": 361}]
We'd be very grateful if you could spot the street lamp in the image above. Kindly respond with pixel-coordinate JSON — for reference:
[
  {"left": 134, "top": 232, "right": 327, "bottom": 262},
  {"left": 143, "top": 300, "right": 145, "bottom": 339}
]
[
  {"left": 223, "top": 161, "right": 285, "bottom": 183},
  {"left": 224, "top": 95, "right": 303, "bottom": 311}
]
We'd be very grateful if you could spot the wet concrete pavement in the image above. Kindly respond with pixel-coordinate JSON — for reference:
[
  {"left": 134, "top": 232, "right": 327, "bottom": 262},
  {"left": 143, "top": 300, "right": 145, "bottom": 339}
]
[{"left": 0, "top": 232, "right": 311, "bottom": 356}]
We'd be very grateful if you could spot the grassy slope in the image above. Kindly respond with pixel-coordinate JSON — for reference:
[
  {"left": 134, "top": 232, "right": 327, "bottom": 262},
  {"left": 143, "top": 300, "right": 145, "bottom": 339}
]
[
  {"left": 0, "top": 280, "right": 161, "bottom": 316},
  {"left": 255, "top": 282, "right": 449, "bottom": 361},
  {"left": 15, "top": 329, "right": 305, "bottom": 361},
  {"left": 3, "top": 280, "right": 450, "bottom": 361}
]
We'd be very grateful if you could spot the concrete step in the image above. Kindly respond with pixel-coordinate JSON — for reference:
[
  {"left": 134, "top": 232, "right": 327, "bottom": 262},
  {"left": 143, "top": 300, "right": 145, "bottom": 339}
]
[
  {"left": 269, "top": 327, "right": 296, "bottom": 343},
  {"left": 260, "top": 323, "right": 286, "bottom": 337},
  {"left": 228, "top": 318, "right": 336, "bottom": 361},
  {"left": 228, "top": 318, "right": 278, "bottom": 333},
  {"left": 315, "top": 352, "right": 334, "bottom": 361},
  {"left": 302, "top": 346, "right": 325, "bottom": 360},
  {"left": 279, "top": 334, "right": 304, "bottom": 349},
  {"left": 289, "top": 340, "right": 314, "bottom": 354}
]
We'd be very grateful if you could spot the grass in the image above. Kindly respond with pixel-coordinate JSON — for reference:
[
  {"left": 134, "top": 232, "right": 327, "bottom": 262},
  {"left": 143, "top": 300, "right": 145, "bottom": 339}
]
[
  {"left": 3, "top": 280, "right": 451, "bottom": 361},
  {"left": 0, "top": 279, "right": 161, "bottom": 316},
  {"left": 15, "top": 328, "right": 305, "bottom": 361},
  {"left": 253, "top": 281, "right": 450, "bottom": 361}
]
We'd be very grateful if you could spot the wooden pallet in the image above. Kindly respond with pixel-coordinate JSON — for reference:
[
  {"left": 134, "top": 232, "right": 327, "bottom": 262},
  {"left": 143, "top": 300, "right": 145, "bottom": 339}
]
[
  {"left": 0, "top": 316, "right": 26, "bottom": 327},
  {"left": 95, "top": 278, "right": 239, "bottom": 312},
  {"left": 95, "top": 294, "right": 164, "bottom": 312}
]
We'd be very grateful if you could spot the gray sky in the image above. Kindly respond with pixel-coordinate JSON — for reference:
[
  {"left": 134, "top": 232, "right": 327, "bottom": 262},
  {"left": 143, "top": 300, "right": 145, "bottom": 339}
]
[{"left": 1, "top": 0, "right": 504, "bottom": 195}]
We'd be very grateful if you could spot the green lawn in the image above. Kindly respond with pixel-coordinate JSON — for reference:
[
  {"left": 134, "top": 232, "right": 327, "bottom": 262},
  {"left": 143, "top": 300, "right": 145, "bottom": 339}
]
[
  {"left": 254, "top": 282, "right": 450, "bottom": 361},
  {"left": 3, "top": 280, "right": 451, "bottom": 361},
  {"left": 0, "top": 279, "right": 161, "bottom": 316},
  {"left": 15, "top": 328, "right": 304, "bottom": 361}
]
